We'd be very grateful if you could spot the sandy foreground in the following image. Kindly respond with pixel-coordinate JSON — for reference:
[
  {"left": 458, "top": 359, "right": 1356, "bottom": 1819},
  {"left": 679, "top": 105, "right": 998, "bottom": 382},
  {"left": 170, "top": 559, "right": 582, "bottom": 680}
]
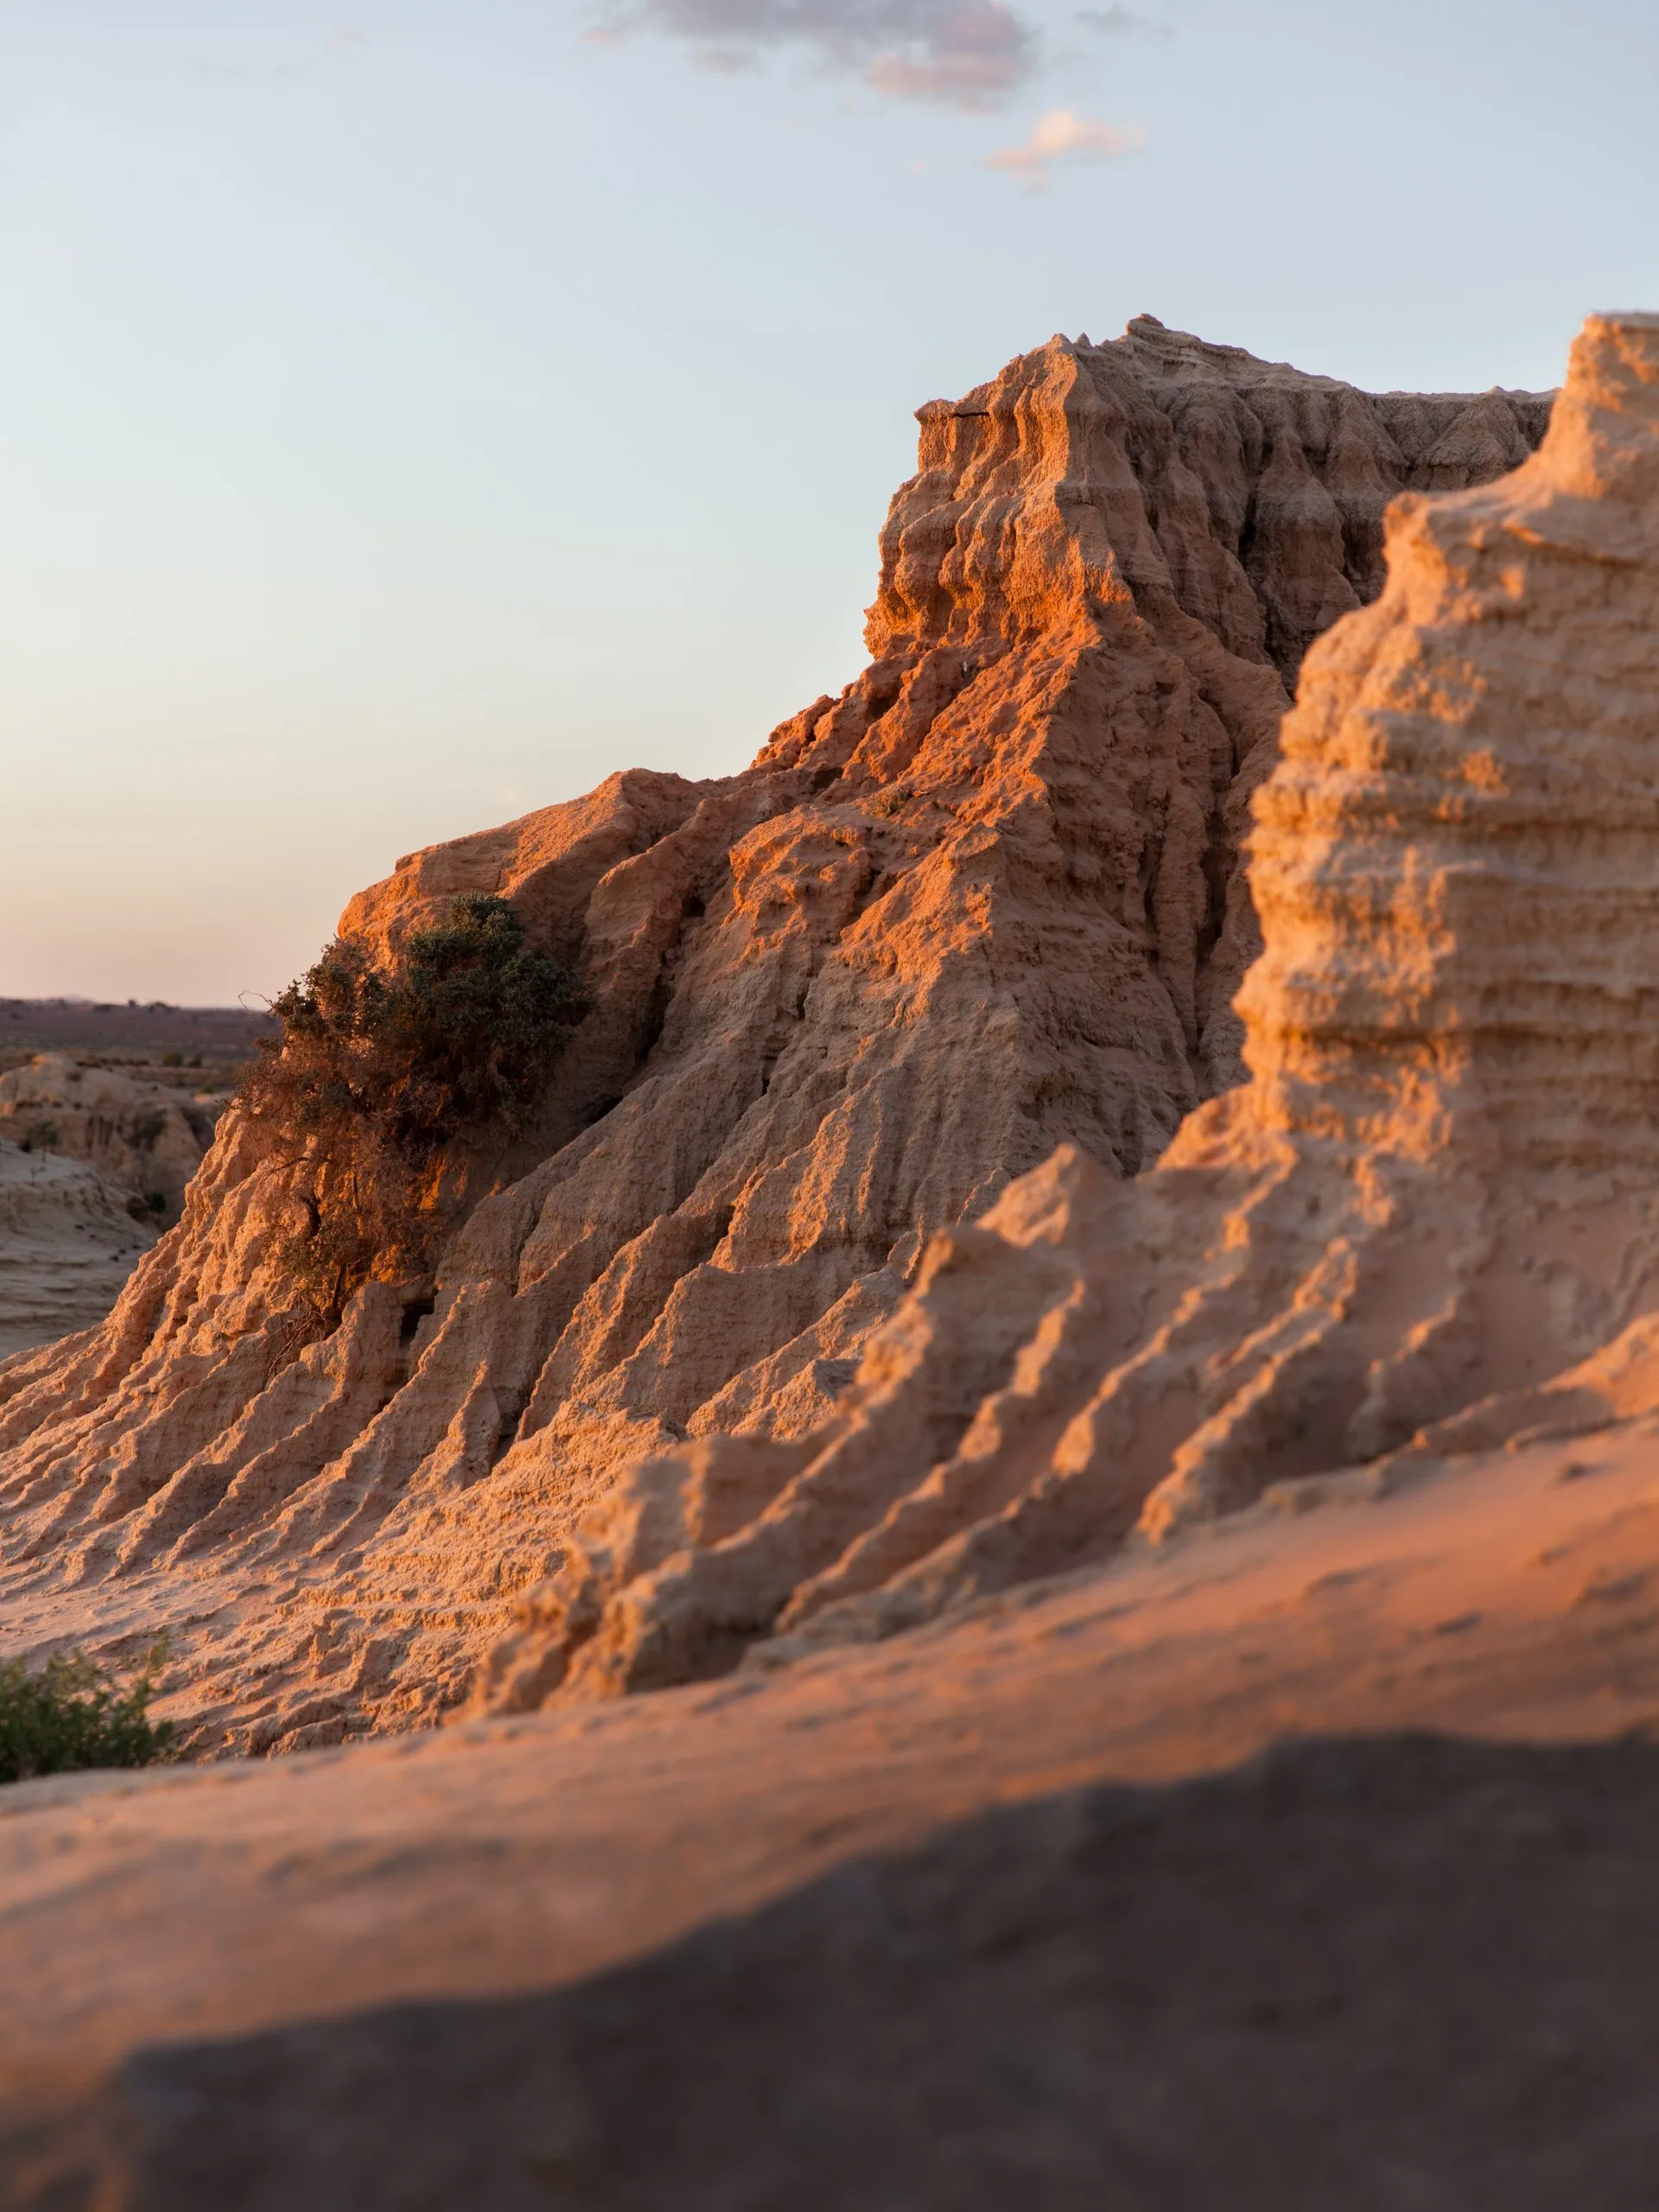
[{"left": 3, "top": 1420, "right": 1657, "bottom": 2204}]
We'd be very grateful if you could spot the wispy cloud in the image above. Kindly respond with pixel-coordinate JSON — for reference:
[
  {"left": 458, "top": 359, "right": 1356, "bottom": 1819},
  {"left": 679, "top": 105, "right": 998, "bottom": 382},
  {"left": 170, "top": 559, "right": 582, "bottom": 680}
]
[
  {"left": 1075, "top": 5, "right": 1173, "bottom": 38},
  {"left": 198, "top": 25, "right": 365, "bottom": 86},
  {"left": 590, "top": 0, "right": 1039, "bottom": 111},
  {"left": 984, "top": 105, "right": 1144, "bottom": 188}
]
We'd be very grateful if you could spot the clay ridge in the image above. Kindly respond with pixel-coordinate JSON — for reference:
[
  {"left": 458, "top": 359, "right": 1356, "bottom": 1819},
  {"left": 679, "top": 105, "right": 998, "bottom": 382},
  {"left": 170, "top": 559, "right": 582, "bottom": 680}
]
[{"left": 0, "top": 318, "right": 1550, "bottom": 1751}]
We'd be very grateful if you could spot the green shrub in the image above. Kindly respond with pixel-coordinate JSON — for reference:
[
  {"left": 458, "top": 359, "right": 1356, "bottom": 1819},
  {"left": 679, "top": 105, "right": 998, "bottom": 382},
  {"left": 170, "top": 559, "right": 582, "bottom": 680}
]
[
  {"left": 19, "top": 1119, "right": 59, "bottom": 1154},
  {"left": 242, "top": 893, "right": 587, "bottom": 1333},
  {"left": 0, "top": 1643, "right": 174, "bottom": 1784}
]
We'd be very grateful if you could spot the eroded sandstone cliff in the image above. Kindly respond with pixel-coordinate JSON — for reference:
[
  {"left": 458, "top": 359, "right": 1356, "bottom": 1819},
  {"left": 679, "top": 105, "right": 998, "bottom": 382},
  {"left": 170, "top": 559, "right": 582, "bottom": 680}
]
[
  {"left": 0, "top": 1054, "right": 215, "bottom": 1225},
  {"left": 480, "top": 309, "right": 1659, "bottom": 1706},
  {"left": 0, "top": 1141, "right": 156, "bottom": 1361},
  {"left": 0, "top": 318, "right": 1552, "bottom": 1750}
]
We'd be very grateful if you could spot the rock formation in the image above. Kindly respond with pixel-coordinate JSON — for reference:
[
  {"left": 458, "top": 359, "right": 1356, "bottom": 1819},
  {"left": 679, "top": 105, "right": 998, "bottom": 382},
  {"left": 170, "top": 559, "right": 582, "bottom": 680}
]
[
  {"left": 0, "top": 1054, "right": 216, "bottom": 1225},
  {"left": 0, "top": 318, "right": 1552, "bottom": 1751},
  {"left": 0, "top": 1055, "right": 218, "bottom": 1357},
  {"left": 0, "top": 1140, "right": 156, "bottom": 1360},
  {"left": 478, "top": 308, "right": 1659, "bottom": 1705},
  {"left": 10, "top": 1408, "right": 1659, "bottom": 2200}
]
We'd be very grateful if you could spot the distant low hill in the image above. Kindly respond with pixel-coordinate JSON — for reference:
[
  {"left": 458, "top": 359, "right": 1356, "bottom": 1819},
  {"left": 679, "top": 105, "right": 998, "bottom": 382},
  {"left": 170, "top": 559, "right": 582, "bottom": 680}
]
[{"left": 0, "top": 997, "right": 276, "bottom": 1077}]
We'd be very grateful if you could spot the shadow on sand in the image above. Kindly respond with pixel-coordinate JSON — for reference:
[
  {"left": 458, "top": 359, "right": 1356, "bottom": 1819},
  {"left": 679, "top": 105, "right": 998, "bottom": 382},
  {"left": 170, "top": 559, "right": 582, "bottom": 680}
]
[{"left": 14, "top": 1729, "right": 1659, "bottom": 2209}]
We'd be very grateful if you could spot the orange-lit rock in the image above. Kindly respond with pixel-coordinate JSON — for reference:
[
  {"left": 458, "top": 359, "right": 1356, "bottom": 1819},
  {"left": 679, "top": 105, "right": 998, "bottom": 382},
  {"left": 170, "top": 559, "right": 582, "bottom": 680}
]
[
  {"left": 0, "top": 320, "right": 1551, "bottom": 1748},
  {"left": 483, "top": 311, "right": 1659, "bottom": 1702},
  {"left": 9, "top": 1415, "right": 1659, "bottom": 2197}
]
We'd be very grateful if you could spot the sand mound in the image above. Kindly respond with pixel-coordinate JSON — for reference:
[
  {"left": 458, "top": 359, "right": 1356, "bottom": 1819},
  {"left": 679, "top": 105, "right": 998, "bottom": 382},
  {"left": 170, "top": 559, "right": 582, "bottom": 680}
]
[
  {"left": 6, "top": 1405, "right": 1659, "bottom": 2202},
  {"left": 23, "top": 1738, "right": 1659, "bottom": 2212},
  {"left": 0, "top": 319, "right": 1550, "bottom": 1749}
]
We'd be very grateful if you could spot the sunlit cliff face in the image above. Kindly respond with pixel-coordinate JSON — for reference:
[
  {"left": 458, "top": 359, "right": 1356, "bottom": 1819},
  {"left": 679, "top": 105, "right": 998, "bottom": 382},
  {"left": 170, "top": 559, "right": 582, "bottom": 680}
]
[
  {"left": 471, "top": 313, "right": 1659, "bottom": 1707},
  {"left": 0, "top": 317, "right": 1572, "bottom": 1745},
  {"left": 1238, "top": 311, "right": 1659, "bottom": 1171}
]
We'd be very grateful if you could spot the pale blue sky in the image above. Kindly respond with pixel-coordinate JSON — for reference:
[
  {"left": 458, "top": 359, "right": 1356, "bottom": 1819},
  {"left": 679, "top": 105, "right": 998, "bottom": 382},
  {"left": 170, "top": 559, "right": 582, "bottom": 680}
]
[{"left": 2, "top": 0, "right": 1655, "bottom": 1002}]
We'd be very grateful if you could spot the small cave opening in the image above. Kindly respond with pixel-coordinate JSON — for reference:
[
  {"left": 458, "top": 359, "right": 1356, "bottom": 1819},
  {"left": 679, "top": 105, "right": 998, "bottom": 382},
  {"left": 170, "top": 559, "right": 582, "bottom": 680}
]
[{"left": 398, "top": 1297, "right": 436, "bottom": 1348}]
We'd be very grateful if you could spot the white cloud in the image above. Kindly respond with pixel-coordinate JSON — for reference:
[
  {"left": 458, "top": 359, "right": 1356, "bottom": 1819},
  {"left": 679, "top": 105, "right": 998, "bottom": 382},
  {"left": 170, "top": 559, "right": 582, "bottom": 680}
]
[
  {"left": 591, "top": 0, "right": 1038, "bottom": 110},
  {"left": 1074, "top": 5, "right": 1173, "bottom": 39},
  {"left": 984, "top": 106, "right": 1145, "bottom": 188}
]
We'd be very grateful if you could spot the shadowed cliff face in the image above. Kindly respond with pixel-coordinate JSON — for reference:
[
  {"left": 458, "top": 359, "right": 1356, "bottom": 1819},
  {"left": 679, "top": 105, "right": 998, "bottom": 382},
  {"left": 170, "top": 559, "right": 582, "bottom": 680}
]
[{"left": 0, "top": 319, "right": 1551, "bottom": 1751}]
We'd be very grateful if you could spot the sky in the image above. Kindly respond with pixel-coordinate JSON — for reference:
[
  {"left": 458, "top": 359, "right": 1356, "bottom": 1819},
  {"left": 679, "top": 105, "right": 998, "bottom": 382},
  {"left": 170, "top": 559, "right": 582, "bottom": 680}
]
[{"left": 1, "top": 0, "right": 1656, "bottom": 1005}]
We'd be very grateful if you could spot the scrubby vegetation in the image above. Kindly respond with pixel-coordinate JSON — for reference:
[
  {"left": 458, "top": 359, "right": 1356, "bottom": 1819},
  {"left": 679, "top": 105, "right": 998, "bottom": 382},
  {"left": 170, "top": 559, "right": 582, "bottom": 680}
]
[
  {"left": 0, "top": 1644, "right": 174, "bottom": 1784},
  {"left": 242, "top": 893, "right": 587, "bottom": 1334}
]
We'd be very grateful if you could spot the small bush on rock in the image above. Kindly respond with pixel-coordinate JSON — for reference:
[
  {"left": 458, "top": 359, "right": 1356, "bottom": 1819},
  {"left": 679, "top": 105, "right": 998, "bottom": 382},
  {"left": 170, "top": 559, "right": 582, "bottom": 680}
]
[
  {"left": 243, "top": 893, "right": 587, "bottom": 1334},
  {"left": 0, "top": 1644, "right": 174, "bottom": 1783}
]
